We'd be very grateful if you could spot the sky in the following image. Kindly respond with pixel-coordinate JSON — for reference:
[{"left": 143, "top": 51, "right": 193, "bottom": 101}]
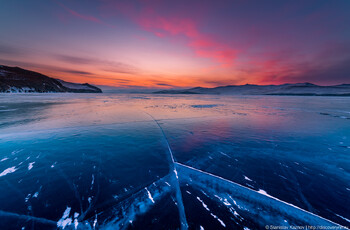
[{"left": 1, "top": 0, "right": 350, "bottom": 88}]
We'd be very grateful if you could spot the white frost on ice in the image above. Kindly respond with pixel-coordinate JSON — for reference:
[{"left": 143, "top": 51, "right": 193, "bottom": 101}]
[
  {"left": 145, "top": 188, "right": 155, "bottom": 203},
  {"left": 174, "top": 169, "right": 178, "bottom": 179},
  {"left": 223, "top": 198, "right": 231, "bottom": 206},
  {"left": 257, "top": 189, "right": 273, "bottom": 198},
  {"left": 25, "top": 194, "right": 31, "bottom": 202},
  {"left": 90, "top": 174, "right": 95, "bottom": 190},
  {"left": 210, "top": 213, "right": 226, "bottom": 227},
  {"left": 195, "top": 194, "right": 227, "bottom": 227},
  {"left": 0, "top": 166, "right": 17, "bottom": 177},
  {"left": 335, "top": 213, "right": 350, "bottom": 223},
  {"left": 51, "top": 162, "right": 57, "bottom": 168},
  {"left": 93, "top": 215, "right": 98, "bottom": 229},
  {"left": 214, "top": 195, "right": 223, "bottom": 201},
  {"left": 57, "top": 206, "right": 72, "bottom": 229},
  {"left": 244, "top": 176, "right": 252, "bottom": 181},
  {"left": 0, "top": 157, "right": 9, "bottom": 162},
  {"left": 219, "top": 151, "right": 231, "bottom": 158},
  {"left": 28, "top": 162, "right": 35, "bottom": 170},
  {"left": 196, "top": 196, "right": 210, "bottom": 211},
  {"left": 74, "top": 219, "right": 79, "bottom": 229}
]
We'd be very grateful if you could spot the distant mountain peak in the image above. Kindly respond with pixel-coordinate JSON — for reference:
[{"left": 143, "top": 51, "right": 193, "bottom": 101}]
[{"left": 154, "top": 82, "right": 350, "bottom": 96}]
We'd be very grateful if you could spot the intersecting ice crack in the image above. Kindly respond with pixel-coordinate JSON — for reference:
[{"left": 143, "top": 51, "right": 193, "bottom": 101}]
[
  {"left": 5, "top": 111, "right": 343, "bottom": 229},
  {"left": 67, "top": 112, "right": 342, "bottom": 230},
  {"left": 119, "top": 112, "right": 341, "bottom": 230},
  {"left": 144, "top": 112, "right": 189, "bottom": 230}
]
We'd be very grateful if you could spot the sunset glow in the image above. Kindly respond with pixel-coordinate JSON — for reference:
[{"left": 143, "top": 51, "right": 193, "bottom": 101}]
[{"left": 1, "top": 0, "right": 349, "bottom": 88}]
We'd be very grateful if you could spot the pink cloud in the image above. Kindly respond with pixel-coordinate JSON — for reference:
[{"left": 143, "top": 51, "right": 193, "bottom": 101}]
[
  {"left": 106, "top": 2, "right": 238, "bottom": 66},
  {"left": 137, "top": 11, "right": 238, "bottom": 66}
]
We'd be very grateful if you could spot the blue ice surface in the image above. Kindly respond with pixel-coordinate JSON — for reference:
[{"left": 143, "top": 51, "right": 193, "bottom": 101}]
[{"left": 0, "top": 93, "right": 349, "bottom": 229}]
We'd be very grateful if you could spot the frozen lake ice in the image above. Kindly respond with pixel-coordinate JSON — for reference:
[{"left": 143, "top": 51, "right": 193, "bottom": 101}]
[{"left": 0, "top": 93, "right": 349, "bottom": 229}]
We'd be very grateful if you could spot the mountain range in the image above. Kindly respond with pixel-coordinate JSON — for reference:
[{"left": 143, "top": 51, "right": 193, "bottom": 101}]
[
  {"left": 0, "top": 65, "right": 102, "bottom": 93},
  {"left": 154, "top": 83, "right": 350, "bottom": 96}
]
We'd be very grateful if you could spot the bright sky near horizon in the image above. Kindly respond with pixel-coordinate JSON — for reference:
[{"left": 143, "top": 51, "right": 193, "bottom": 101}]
[{"left": 1, "top": 0, "right": 350, "bottom": 88}]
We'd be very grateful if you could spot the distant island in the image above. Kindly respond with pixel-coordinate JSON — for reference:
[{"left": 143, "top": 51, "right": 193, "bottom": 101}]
[
  {"left": 0, "top": 65, "right": 102, "bottom": 93},
  {"left": 154, "top": 83, "right": 350, "bottom": 96}
]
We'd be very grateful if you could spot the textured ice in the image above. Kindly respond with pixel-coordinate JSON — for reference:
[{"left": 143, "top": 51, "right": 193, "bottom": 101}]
[
  {"left": 175, "top": 162, "right": 340, "bottom": 228},
  {"left": 70, "top": 162, "right": 341, "bottom": 229},
  {"left": 0, "top": 94, "right": 349, "bottom": 229},
  {"left": 28, "top": 162, "right": 35, "bottom": 170},
  {"left": 57, "top": 207, "right": 73, "bottom": 229}
]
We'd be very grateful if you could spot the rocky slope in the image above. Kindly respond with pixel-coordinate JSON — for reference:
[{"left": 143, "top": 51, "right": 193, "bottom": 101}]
[{"left": 0, "top": 65, "right": 102, "bottom": 93}]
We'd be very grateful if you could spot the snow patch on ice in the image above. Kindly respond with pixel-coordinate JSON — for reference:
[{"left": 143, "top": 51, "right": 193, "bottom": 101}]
[
  {"left": 0, "top": 157, "right": 9, "bottom": 162},
  {"left": 257, "top": 189, "right": 273, "bottom": 198},
  {"left": 0, "top": 166, "right": 17, "bottom": 177},
  {"left": 93, "top": 215, "right": 98, "bottom": 229},
  {"left": 174, "top": 169, "right": 178, "bottom": 179},
  {"left": 196, "top": 196, "right": 210, "bottom": 211},
  {"left": 145, "top": 188, "right": 155, "bottom": 203},
  {"left": 57, "top": 206, "right": 72, "bottom": 229},
  {"left": 25, "top": 194, "right": 31, "bottom": 202},
  {"left": 210, "top": 213, "right": 226, "bottom": 227},
  {"left": 244, "top": 175, "right": 252, "bottom": 181},
  {"left": 28, "top": 162, "right": 35, "bottom": 170}
]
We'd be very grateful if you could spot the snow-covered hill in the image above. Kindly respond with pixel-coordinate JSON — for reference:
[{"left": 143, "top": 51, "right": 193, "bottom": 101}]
[
  {"left": 0, "top": 65, "right": 102, "bottom": 93},
  {"left": 154, "top": 83, "right": 350, "bottom": 96}
]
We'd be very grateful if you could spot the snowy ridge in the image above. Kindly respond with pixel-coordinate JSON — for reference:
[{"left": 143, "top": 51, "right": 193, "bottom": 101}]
[{"left": 0, "top": 65, "right": 102, "bottom": 93}]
